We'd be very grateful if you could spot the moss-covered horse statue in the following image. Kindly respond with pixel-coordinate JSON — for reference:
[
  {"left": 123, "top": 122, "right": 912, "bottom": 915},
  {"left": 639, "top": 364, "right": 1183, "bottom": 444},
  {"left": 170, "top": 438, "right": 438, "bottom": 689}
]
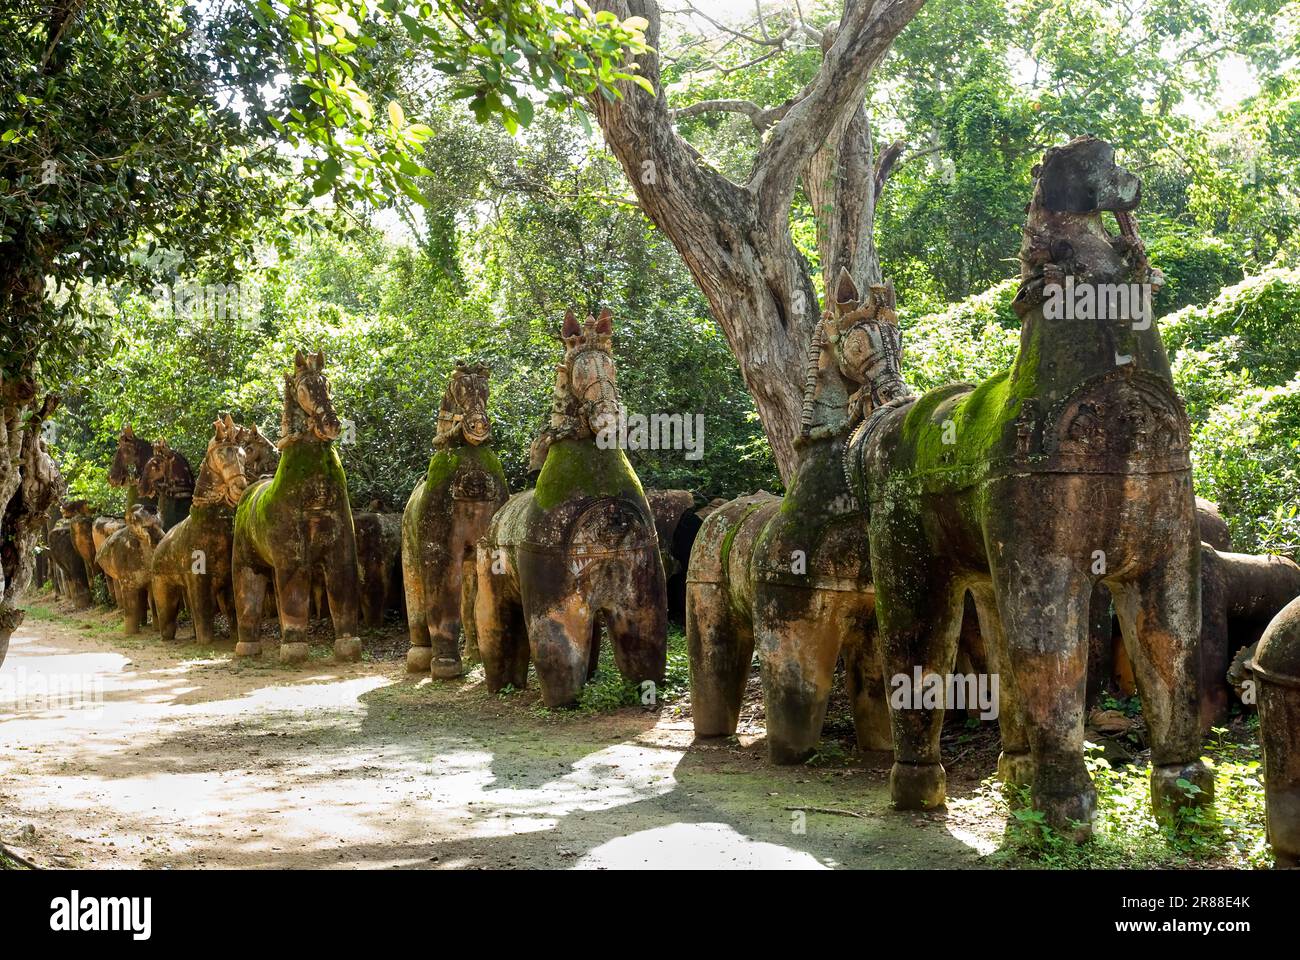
[
  {"left": 402, "top": 361, "right": 508, "bottom": 677},
  {"left": 473, "top": 309, "right": 667, "bottom": 707},
  {"left": 152, "top": 414, "right": 249, "bottom": 645},
  {"left": 859, "top": 136, "right": 1212, "bottom": 838},
  {"left": 688, "top": 271, "right": 911, "bottom": 762},
  {"left": 232, "top": 349, "right": 363, "bottom": 663}
]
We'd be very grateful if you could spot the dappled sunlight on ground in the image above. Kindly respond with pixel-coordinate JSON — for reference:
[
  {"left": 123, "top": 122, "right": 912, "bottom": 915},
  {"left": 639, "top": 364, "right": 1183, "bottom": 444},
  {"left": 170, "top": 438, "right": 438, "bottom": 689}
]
[{"left": 1, "top": 600, "right": 1006, "bottom": 869}]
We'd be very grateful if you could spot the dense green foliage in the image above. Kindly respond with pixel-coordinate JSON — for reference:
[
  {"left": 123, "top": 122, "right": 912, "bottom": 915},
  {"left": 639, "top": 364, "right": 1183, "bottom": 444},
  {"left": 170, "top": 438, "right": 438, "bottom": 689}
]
[{"left": 24, "top": 0, "right": 1300, "bottom": 563}]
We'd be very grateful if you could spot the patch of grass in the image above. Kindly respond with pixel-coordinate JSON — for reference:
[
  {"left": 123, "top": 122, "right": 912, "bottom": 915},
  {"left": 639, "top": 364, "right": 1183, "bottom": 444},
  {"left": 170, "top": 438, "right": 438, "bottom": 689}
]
[
  {"left": 986, "top": 726, "right": 1271, "bottom": 869},
  {"left": 528, "top": 625, "right": 690, "bottom": 718}
]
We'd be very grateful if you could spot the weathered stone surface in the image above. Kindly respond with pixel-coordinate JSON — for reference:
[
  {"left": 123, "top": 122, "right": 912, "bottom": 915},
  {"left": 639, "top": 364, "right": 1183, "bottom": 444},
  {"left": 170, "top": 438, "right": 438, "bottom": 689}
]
[
  {"left": 1250, "top": 596, "right": 1300, "bottom": 867},
  {"left": 473, "top": 311, "right": 666, "bottom": 707},
  {"left": 152, "top": 415, "right": 249, "bottom": 645},
  {"left": 232, "top": 350, "right": 361, "bottom": 663},
  {"left": 402, "top": 363, "right": 508, "bottom": 676},
  {"left": 861, "top": 137, "right": 1212, "bottom": 837},
  {"left": 95, "top": 504, "right": 163, "bottom": 634}
]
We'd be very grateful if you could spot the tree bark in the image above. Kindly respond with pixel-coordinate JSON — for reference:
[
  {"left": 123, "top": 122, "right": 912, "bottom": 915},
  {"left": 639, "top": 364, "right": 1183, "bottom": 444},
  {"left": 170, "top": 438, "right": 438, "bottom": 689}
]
[
  {"left": 590, "top": 0, "right": 925, "bottom": 482},
  {"left": 0, "top": 361, "right": 63, "bottom": 668}
]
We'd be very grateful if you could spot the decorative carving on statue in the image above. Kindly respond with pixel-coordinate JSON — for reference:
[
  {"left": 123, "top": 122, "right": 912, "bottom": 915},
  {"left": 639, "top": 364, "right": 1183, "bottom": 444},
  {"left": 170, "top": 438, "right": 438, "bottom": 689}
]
[{"left": 527, "top": 308, "right": 624, "bottom": 473}]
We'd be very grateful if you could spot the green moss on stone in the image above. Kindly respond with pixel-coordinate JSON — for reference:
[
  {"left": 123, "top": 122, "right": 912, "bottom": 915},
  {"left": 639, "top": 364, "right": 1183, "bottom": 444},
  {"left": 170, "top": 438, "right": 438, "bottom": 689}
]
[
  {"left": 534, "top": 438, "right": 643, "bottom": 510},
  {"left": 425, "top": 443, "right": 506, "bottom": 494},
  {"left": 720, "top": 500, "right": 768, "bottom": 570},
  {"left": 896, "top": 333, "right": 1041, "bottom": 479}
]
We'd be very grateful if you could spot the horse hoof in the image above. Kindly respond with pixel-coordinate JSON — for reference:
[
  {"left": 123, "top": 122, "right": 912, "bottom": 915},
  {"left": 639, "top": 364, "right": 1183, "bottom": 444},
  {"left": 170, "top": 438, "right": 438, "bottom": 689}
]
[
  {"left": 334, "top": 636, "right": 362, "bottom": 662},
  {"left": 406, "top": 646, "right": 433, "bottom": 673},
  {"left": 234, "top": 641, "right": 262, "bottom": 658},
  {"left": 280, "top": 641, "right": 309, "bottom": 664},
  {"left": 997, "top": 750, "right": 1035, "bottom": 788},
  {"left": 430, "top": 657, "right": 464, "bottom": 679},
  {"left": 1034, "top": 788, "right": 1098, "bottom": 841},
  {"left": 889, "top": 762, "right": 946, "bottom": 810},
  {"left": 1151, "top": 761, "right": 1214, "bottom": 827}
]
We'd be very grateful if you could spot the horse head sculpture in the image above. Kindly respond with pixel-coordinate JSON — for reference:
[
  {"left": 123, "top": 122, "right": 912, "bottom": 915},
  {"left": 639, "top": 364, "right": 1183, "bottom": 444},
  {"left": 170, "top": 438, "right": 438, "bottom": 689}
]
[
  {"left": 280, "top": 349, "right": 341, "bottom": 446},
  {"left": 192, "top": 414, "right": 249, "bottom": 509},
  {"left": 435, "top": 361, "right": 493, "bottom": 449}
]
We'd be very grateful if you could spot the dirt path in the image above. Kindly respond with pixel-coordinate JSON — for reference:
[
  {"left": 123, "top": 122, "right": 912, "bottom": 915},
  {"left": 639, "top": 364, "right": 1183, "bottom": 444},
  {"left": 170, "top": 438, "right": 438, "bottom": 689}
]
[{"left": 0, "top": 598, "right": 1007, "bottom": 869}]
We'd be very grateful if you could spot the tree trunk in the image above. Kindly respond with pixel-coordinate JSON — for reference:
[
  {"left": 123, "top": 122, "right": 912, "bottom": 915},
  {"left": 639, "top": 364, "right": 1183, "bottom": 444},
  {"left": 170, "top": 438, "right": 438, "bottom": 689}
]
[
  {"left": 590, "top": 0, "right": 925, "bottom": 482},
  {"left": 0, "top": 366, "right": 62, "bottom": 668}
]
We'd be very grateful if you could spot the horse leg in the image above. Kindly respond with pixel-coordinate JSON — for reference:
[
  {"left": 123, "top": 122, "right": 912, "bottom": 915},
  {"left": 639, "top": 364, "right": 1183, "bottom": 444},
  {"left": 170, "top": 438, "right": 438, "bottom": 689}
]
[
  {"left": 606, "top": 561, "right": 668, "bottom": 682},
  {"left": 234, "top": 564, "right": 269, "bottom": 657},
  {"left": 323, "top": 555, "right": 363, "bottom": 663},
  {"left": 529, "top": 597, "right": 595, "bottom": 709},
  {"left": 969, "top": 581, "right": 1032, "bottom": 788},
  {"left": 1111, "top": 535, "right": 1213, "bottom": 828},
  {"left": 991, "top": 550, "right": 1095, "bottom": 840},
  {"left": 843, "top": 600, "right": 893, "bottom": 757},
  {"left": 686, "top": 580, "right": 752, "bottom": 738},
  {"left": 276, "top": 565, "right": 313, "bottom": 664},
  {"left": 586, "top": 618, "right": 602, "bottom": 681},
  {"left": 427, "top": 554, "right": 467, "bottom": 679},
  {"left": 188, "top": 572, "right": 216, "bottom": 647},
  {"left": 154, "top": 577, "right": 182, "bottom": 643},
  {"left": 878, "top": 567, "right": 964, "bottom": 809},
  {"left": 122, "top": 587, "right": 145, "bottom": 635},
  {"left": 474, "top": 546, "right": 528, "bottom": 692},
  {"left": 459, "top": 557, "right": 480, "bottom": 667},
  {"left": 403, "top": 545, "right": 432, "bottom": 673},
  {"left": 755, "top": 585, "right": 844, "bottom": 764}
]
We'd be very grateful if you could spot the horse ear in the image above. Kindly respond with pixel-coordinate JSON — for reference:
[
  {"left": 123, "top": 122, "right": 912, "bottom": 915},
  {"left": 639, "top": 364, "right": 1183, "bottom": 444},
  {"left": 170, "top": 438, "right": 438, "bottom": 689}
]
[
  {"left": 595, "top": 307, "right": 613, "bottom": 335},
  {"left": 213, "top": 419, "right": 224, "bottom": 440},
  {"left": 294, "top": 349, "right": 307, "bottom": 370},
  {"left": 562, "top": 308, "right": 581, "bottom": 338},
  {"left": 123, "top": 423, "right": 134, "bottom": 438},
  {"left": 835, "top": 267, "right": 859, "bottom": 307},
  {"left": 315, "top": 350, "right": 326, "bottom": 371},
  {"left": 223, "top": 413, "right": 236, "bottom": 433}
]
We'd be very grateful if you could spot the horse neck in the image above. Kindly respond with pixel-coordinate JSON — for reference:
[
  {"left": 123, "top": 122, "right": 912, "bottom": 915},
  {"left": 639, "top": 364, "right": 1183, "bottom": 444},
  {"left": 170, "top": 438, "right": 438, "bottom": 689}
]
[
  {"left": 1009, "top": 217, "right": 1173, "bottom": 409},
  {"left": 274, "top": 435, "right": 339, "bottom": 489},
  {"left": 281, "top": 384, "right": 312, "bottom": 440},
  {"left": 787, "top": 363, "right": 857, "bottom": 514}
]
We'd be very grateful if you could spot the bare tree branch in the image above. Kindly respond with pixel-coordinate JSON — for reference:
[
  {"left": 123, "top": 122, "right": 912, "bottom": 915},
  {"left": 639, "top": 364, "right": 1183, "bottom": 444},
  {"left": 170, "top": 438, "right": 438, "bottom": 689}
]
[{"left": 752, "top": 0, "right": 927, "bottom": 225}]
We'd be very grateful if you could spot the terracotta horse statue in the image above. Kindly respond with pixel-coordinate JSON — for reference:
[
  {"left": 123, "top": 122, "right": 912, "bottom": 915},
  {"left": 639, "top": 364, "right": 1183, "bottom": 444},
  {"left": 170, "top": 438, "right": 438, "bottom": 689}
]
[
  {"left": 140, "top": 439, "right": 195, "bottom": 531},
  {"left": 108, "top": 424, "right": 158, "bottom": 512},
  {"left": 688, "top": 271, "right": 910, "bottom": 761},
  {"left": 95, "top": 503, "right": 163, "bottom": 634},
  {"left": 859, "top": 136, "right": 1211, "bottom": 838},
  {"left": 232, "top": 349, "right": 362, "bottom": 663},
  {"left": 402, "top": 361, "right": 508, "bottom": 677},
  {"left": 236, "top": 422, "right": 279, "bottom": 480},
  {"left": 152, "top": 414, "right": 249, "bottom": 645},
  {"left": 473, "top": 309, "right": 666, "bottom": 707}
]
